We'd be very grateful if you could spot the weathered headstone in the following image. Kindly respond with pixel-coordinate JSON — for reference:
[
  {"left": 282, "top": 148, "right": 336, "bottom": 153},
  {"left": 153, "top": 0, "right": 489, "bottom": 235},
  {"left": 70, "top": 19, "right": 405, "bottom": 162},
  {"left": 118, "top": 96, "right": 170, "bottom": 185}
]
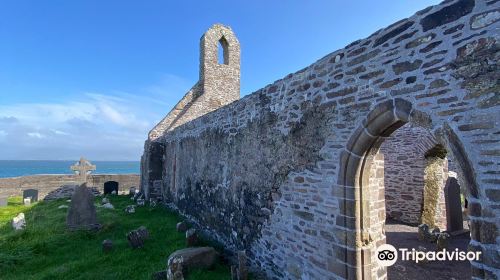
[
  {"left": 150, "top": 199, "right": 157, "bottom": 207},
  {"left": 104, "top": 181, "right": 119, "bottom": 195},
  {"left": 0, "top": 196, "right": 8, "bottom": 207},
  {"left": 137, "top": 226, "right": 149, "bottom": 240},
  {"left": 102, "top": 239, "right": 113, "bottom": 253},
  {"left": 152, "top": 270, "right": 169, "bottom": 280},
  {"left": 12, "top": 213, "right": 26, "bottom": 230},
  {"left": 445, "top": 177, "right": 464, "bottom": 232},
  {"left": 127, "top": 226, "right": 149, "bottom": 249},
  {"left": 66, "top": 183, "right": 101, "bottom": 231},
  {"left": 23, "top": 198, "right": 31, "bottom": 206},
  {"left": 125, "top": 205, "right": 135, "bottom": 213},
  {"left": 186, "top": 228, "right": 198, "bottom": 247},
  {"left": 71, "top": 157, "right": 96, "bottom": 183},
  {"left": 166, "top": 247, "right": 219, "bottom": 277},
  {"left": 436, "top": 232, "right": 450, "bottom": 251},
  {"left": 137, "top": 198, "right": 145, "bottom": 206},
  {"left": 102, "top": 202, "right": 114, "bottom": 209},
  {"left": 176, "top": 222, "right": 188, "bottom": 233},
  {"left": 418, "top": 224, "right": 429, "bottom": 241},
  {"left": 167, "top": 255, "right": 185, "bottom": 280},
  {"left": 129, "top": 187, "right": 136, "bottom": 196},
  {"left": 23, "top": 189, "right": 38, "bottom": 202}
]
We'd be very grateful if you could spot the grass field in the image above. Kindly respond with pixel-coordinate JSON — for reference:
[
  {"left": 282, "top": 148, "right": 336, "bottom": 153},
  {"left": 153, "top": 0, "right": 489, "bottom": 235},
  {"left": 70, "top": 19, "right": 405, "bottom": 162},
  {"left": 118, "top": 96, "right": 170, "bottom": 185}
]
[{"left": 0, "top": 195, "right": 231, "bottom": 280}]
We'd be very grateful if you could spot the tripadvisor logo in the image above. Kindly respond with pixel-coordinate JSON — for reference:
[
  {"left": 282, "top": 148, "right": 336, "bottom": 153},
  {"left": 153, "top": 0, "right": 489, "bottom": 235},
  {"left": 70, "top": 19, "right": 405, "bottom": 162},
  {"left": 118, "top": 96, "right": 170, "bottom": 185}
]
[
  {"left": 376, "top": 244, "right": 482, "bottom": 266},
  {"left": 376, "top": 244, "right": 398, "bottom": 266}
]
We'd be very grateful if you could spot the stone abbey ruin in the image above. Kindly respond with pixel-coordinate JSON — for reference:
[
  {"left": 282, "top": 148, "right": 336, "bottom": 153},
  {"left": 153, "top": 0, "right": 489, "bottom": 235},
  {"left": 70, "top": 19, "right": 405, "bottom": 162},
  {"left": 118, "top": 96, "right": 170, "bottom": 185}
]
[{"left": 141, "top": 0, "right": 499, "bottom": 279}]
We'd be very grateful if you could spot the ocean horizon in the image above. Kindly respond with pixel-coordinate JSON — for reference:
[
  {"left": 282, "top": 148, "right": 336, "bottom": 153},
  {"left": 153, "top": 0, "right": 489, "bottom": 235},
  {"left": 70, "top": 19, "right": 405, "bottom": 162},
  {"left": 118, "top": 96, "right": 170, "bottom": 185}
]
[{"left": 0, "top": 160, "right": 140, "bottom": 178}]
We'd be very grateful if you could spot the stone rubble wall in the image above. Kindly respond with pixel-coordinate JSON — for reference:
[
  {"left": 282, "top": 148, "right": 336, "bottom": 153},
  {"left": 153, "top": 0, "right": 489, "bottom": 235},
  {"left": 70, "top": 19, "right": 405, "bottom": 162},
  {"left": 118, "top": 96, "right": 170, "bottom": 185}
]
[
  {"left": 0, "top": 174, "right": 140, "bottom": 199},
  {"left": 142, "top": 0, "right": 499, "bottom": 279},
  {"left": 380, "top": 124, "right": 449, "bottom": 225}
]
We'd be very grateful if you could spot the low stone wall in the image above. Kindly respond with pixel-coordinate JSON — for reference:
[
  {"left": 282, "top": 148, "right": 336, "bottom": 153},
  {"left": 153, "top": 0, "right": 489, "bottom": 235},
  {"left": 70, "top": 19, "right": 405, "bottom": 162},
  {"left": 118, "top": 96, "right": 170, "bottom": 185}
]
[{"left": 0, "top": 174, "right": 140, "bottom": 199}]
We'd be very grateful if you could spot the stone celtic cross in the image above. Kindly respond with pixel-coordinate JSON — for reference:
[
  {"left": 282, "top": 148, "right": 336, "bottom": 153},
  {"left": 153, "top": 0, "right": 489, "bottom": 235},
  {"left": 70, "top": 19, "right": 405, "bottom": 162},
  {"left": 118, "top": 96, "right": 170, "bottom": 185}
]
[{"left": 71, "top": 157, "right": 96, "bottom": 183}]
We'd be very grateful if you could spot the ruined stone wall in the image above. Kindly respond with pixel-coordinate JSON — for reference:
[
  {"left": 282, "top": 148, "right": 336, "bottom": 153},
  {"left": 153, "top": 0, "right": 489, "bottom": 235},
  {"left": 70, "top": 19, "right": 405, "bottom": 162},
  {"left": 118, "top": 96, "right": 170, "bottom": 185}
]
[
  {"left": 0, "top": 174, "right": 140, "bottom": 199},
  {"left": 143, "top": 0, "right": 499, "bottom": 278},
  {"left": 142, "top": 24, "right": 241, "bottom": 198},
  {"left": 380, "top": 124, "right": 445, "bottom": 225}
]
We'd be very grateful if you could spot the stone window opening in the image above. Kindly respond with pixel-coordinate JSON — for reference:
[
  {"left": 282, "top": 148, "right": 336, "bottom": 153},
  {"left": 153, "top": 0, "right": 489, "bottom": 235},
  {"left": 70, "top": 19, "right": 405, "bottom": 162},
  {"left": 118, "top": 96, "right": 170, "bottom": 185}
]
[{"left": 218, "top": 36, "right": 229, "bottom": 65}]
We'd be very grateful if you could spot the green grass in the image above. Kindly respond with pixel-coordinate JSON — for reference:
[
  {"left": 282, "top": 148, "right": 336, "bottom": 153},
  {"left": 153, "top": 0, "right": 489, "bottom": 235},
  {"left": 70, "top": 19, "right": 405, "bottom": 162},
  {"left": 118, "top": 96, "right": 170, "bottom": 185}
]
[{"left": 0, "top": 196, "right": 231, "bottom": 280}]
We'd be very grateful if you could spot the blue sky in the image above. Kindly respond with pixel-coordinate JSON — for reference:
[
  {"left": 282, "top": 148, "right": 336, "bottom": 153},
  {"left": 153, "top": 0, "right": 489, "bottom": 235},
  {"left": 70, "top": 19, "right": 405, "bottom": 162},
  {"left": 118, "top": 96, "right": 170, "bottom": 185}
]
[{"left": 0, "top": 0, "right": 440, "bottom": 160}]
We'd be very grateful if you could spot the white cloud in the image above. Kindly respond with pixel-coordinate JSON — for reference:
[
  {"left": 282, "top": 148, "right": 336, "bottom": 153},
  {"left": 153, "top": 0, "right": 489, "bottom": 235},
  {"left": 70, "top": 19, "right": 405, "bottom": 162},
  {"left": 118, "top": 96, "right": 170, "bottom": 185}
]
[
  {"left": 0, "top": 74, "right": 192, "bottom": 160},
  {"left": 27, "top": 132, "right": 45, "bottom": 139}
]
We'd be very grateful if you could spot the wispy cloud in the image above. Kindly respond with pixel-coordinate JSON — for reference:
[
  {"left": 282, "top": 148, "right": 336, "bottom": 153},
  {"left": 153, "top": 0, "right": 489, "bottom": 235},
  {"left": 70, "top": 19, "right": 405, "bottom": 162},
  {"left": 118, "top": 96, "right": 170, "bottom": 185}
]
[{"left": 0, "top": 74, "right": 192, "bottom": 160}]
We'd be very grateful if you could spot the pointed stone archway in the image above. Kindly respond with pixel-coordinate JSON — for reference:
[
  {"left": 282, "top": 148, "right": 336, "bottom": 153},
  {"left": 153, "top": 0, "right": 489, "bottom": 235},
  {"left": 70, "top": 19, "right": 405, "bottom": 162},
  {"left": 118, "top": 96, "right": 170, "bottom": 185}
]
[{"left": 337, "top": 98, "right": 481, "bottom": 279}]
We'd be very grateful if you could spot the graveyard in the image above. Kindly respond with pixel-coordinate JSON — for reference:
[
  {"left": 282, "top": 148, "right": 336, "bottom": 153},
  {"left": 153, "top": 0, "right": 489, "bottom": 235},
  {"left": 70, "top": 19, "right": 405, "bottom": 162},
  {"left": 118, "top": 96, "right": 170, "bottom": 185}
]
[
  {"left": 0, "top": 0, "right": 498, "bottom": 279},
  {"left": 0, "top": 194, "right": 232, "bottom": 279}
]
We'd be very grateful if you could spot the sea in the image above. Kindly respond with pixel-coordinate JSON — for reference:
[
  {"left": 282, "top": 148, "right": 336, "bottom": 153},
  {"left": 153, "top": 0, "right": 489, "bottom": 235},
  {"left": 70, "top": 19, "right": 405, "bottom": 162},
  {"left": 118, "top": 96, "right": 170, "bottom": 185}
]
[{"left": 0, "top": 160, "right": 140, "bottom": 178}]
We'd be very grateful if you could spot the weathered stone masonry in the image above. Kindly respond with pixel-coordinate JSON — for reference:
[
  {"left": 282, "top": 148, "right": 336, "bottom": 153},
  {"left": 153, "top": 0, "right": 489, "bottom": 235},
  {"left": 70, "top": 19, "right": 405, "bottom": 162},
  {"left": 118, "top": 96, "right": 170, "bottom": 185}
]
[{"left": 142, "top": 1, "right": 499, "bottom": 279}]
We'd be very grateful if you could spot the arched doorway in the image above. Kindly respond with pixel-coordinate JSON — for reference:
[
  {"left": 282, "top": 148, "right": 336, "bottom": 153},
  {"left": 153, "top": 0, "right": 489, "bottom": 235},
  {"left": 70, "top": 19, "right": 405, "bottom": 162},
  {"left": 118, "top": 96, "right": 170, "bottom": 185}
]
[
  {"left": 104, "top": 181, "right": 119, "bottom": 195},
  {"left": 337, "top": 98, "right": 481, "bottom": 279}
]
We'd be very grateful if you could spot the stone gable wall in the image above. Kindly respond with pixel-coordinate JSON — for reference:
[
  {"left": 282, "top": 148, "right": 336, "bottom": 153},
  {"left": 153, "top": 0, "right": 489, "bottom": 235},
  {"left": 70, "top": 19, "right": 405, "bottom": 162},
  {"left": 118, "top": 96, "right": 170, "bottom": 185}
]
[{"left": 142, "top": 0, "right": 499, "bottom": 278}]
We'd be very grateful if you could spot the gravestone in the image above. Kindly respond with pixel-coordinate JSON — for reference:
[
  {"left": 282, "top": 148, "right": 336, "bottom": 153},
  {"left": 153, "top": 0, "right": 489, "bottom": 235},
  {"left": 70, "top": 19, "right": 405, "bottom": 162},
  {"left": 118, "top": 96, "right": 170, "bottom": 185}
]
[
  {"left": 127, "top": 226, "right": 149, "bottom": 249},
  {"left": 102, "top": 239, "right": 113, "bottom": 253},
  {"left": 23, "top": 189, "right": 39, "bottom": 202},
  {"left": 186, "top": 228, "right": 198, "bottom": 247},
  {"left": 444, "top": 177, "right": 464, "bottom": 232},
  {"left": 71, "top": 157, "right": 96, "bottom": 183},
  {"left": 129, "top": 187, "right": 136, "bottom": 196},
  {"left": 24, "top": 198, "right": 31, "bottom": 206},
  {"left": 103, "top": 181, "right": 119, "bottom": 195},
  {"left": 0, "top": 197, "right": 7, "bottom": 207},
  {"left": 66, "top": 183, "right": 101, "bottom": 231},
  {"left": 12, "top": 213, "right": 26, "bottom": 230}
]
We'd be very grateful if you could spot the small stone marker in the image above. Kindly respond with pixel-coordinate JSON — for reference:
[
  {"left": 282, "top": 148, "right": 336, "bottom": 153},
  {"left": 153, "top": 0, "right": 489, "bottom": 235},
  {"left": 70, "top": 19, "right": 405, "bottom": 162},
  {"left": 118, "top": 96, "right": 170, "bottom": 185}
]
[
  {"left": 23, "top": 197, "right": 31, "bottom": 206},
  {"left": 167, "top": 256, "right": 185, "bottom": 280},
  {"left": 125, "top": 205, "right": 135, "bottom": 213},
  {"left": 102, "top": 203, "right": 114, "bottom": 209},
  {"left": 102, "top": 239, "right": 113, "bottom": 253},
  {"left": 0, "top": 196, "right": 8, "bottom": 207},
  {"left": 152, "top": 270, "right": 169, "bottom": 280},
  {"left": 137, "top": 198, "right": 145, "bottom": 206},
  {"left": 176, "top": 222, "right": 188, "bottom": 233},
  {"left": 166, "top": 247, "right": 219, "bottom": 278},
  {"left": 445, "top": 177, "right": 464, "bottom": 232},
  {"left": 12, "top": 213, "right": 26, "bottom": 230},
  {"left": 129, "top": 187, "right": 136, "bottom": 196},
  {"left": 127, "top": 226, "right": 149, "bottom": 249},
  {"left": 436, "top": 232, "right": 450, "bottom": 251},
  {"left": 66, "top": 183, "right": 101, "bottom": 231},
  {"left": 58, "top": 205, "right": 69, "bottom": 209},
  {"left": 418, "top": 224, "right": 428, "bottom": 241},
  {"left": 23, "top": 189, "right": 39, "bottom": 202},
  {"left": 150, "top": 199, "right": 157, "bottom": 207},
  {"left": 185, "top": 228, "right": 198, "bottom": 247},
  {"left": 133, "top": 192, "right": 143, "bottom": 202}
]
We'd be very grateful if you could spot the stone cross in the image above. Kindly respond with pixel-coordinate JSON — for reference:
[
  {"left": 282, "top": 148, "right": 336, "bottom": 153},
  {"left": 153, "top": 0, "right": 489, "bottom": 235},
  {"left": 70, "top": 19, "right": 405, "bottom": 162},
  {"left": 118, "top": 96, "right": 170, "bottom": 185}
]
[{"left": 71, "top": 157, "right": 96, "bottom": 183}]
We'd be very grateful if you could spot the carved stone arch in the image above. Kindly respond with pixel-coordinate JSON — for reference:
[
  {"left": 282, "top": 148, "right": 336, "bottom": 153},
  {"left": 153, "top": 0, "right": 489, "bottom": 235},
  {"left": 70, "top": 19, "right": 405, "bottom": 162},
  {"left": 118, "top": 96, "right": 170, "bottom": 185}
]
[{"left": 337, "top": 98, "right": 480, "bottom": 279}]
